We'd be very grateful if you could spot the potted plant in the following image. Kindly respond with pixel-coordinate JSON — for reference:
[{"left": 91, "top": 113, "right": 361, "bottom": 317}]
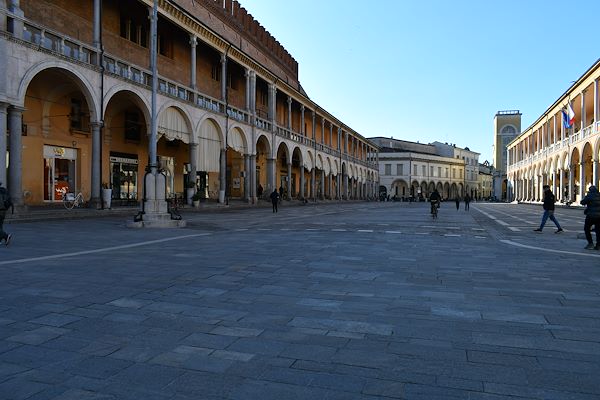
[
  {"left": 191, "top": 191, "right": 202, "bottom": 207},
  {"left": 101, "top": 182, "right": 112, "bottom": 209}
]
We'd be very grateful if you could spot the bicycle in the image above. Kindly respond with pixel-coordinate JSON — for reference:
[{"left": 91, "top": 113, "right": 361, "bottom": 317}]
[
  {"left": 63, "top": 191, "right": 85, "bottom": 209},
  {"left": 430, "top": 201, "right": 439, "bottom": 219}
]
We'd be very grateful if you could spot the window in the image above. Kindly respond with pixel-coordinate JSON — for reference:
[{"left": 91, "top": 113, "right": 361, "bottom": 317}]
[
  {"left": 70, "top": 98, "right": 89, "bottom": 132},
  {"left": 120, "top": 16, "right": 147, "bottom": 48},
  {"left": 445, "top": 168, "right": 449, "bottom": 178},
  {"left": 124, "top": 112, "right": 141, "bottom": 142},
  {"left": 453, "top": 168, "right": 456, "bottom": 178},
  {"left": 396, "top": 164, "right": 403, "bottom": 175},
  {"left": 211, "top": 63, "right": 221, "bottom": 82},
  {"left": 422, "top": 166, "right": 426, "bottom": 176},
  {"left": 413, "top": 165, "right": 417, "bottom": 175},
  {"left": 384, "top": 164, "right": 391, "bottom": 175},
  {"left": 438, "top": 167, "right": 441, "bottom": 177},
  {"left": 158, "top": 34, "right": 172, "bottom": 58},
  {"left": 430, "top": 166, "right": 434, "bottom": 177}
]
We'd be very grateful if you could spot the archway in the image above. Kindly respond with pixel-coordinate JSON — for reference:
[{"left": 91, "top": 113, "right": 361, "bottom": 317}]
[
  {"left": 256, "top": 135, "right": 271, "bottom": 198},
  {"left": 198, "top": 119, "right": 223, "bottom": 200},
  {"left": 227, "top": 126, "right": 247, "bottom": 200},
  {"left": 23, "top": 68, "right": 98, "bottom": 204}
]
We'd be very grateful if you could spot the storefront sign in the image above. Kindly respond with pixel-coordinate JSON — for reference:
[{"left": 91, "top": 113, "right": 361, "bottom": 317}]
[{"left": 110, "top": 156, "right": 138, "bottom": 165}]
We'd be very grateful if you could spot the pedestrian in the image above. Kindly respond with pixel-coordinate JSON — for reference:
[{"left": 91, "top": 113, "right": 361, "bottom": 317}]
[
  {"left": 278, "top": 185, "right": 284, "bottom": 202},
  {"left": 270, "top": 189, "right": 279, "bottom": 213},
  {"left": 257, "top": 184, "right": 263, "bottom": 198},
  {"left": 455, "top": 197, "right": 460, "bottom": 211},
  {"left": 464, "top": 194, "right": 471, "bottom": 211},
  {"left": 0, "top": 182, "right": 13, "bottom": 246},
  {"left": 534, "top": 184, "right": 563, "bottom": 233},
  {"left": 580, "top": 185, "right": 600, "bottom": 250}
]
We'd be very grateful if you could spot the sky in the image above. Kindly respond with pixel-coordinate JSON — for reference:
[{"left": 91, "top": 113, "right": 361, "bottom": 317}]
[{"left": 240, "top": 0, "right": 600, "bottom": 163}]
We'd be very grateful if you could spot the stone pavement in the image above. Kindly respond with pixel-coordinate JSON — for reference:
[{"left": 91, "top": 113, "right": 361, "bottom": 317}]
[{"left": 0, "top": 202, "right": 598, "bottom": 399}]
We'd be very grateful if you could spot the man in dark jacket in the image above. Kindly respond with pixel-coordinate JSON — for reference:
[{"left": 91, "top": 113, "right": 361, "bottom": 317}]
[
  {"left": 534, "top": 185, "right": 563, "bottom": 233},
  {"left": 581, "top": 185, "right": 600, "bottom": 250},
  {"left": 270, "top": 189, "right": 279, "bottom": 213},
  {"left": 0, "top": 182, "right": 13, "bottom": 246}
]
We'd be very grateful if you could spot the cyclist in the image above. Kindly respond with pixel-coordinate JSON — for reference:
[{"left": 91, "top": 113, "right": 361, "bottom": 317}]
[{"left": 429, "top": 189, "right": 441, "bottom": 216}]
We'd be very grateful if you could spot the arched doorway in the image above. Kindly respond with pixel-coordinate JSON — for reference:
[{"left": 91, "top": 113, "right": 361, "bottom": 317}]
[{"left": 227, "top": 127, "right": 247, "bottom": 200}]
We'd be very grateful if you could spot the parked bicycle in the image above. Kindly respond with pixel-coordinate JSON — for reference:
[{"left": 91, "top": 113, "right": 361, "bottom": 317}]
[{"left": 63, "top": 191, "right": 86, "bottom": 209}]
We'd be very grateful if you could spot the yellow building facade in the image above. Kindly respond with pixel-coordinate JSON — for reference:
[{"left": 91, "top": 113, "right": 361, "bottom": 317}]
[
  {"left": 507, "top": 60, "right": 600, "bottom": 204},
  {"left": 0, "top": 0, "right": 379, "bottom": 208}
]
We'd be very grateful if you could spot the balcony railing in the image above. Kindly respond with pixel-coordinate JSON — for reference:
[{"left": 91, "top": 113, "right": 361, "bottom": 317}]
[{"left": 11, "top": 16, "right": 377, "bottom": 170}]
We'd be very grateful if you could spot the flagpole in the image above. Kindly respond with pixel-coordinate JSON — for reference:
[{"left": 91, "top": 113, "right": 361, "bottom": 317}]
[{"left": 150, "top": 0, "right": 158, "bottom": 173}]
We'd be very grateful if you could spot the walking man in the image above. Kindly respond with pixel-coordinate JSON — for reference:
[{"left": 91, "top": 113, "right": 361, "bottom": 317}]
[
  {"left": 0, "top": 182, "right": 13, "bottom": 246},
  {"left": 534, "top": 185, "right": 563, "bottom": 233},
  {"left": 270, "top": 189, "right": 279, "bottom": 213},
  {"left": 455, "top": 197, "right": 460, "bottom": 211},
  {"left": 580, "top": 185, "right": 600, "bottom": 250},
  {"left": 464, "top": 193, "right": 471, "bottom": 211}
]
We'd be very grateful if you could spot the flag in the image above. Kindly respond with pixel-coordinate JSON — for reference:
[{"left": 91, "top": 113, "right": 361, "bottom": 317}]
[{"left": 562, "top": 103, "right": 575, "bottom": 129}]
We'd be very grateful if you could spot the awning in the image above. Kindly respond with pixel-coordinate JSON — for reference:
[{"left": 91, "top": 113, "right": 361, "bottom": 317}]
[
  {"left": 158, "top": 107, "right": 190, "bottom": 144},
  {"left": 197, "top": 120, "right": 222, "bottom": 172},
  {"left": 227, "top": 129, "right": 245, "bottom": 154}
]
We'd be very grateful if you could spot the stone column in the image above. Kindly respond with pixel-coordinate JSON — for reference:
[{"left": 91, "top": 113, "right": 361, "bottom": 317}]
[
  {"left": 189, "top": 143, "right": 198, "bottom": 177},
  {"left": 250, "top": 154, "right": 256, "bottom": 202},
  {"left": 593, "top": 159, "right": 598, "bottom": 188},
  {"left": 0, "top": 103, "right": 7, "bottom": 186},
  {"left": 189, "top": 35, "right": 197, "bottom": 90},
  {"left": 219, "top": 148, "right": 226, "bottom": 203},
  {"left": 249, "top": 71, "right": 256, "bottom": 114},
  {"left": 299, "top": 166, "right": 305, "bottom": 200},
  {"left": 320, "top": 169, "right": 325, "bottom": 200},
  {"left": 311, "top": 168, "right": 316, "bottom": 201},
  {"left": 268, "top": 84, "right": 276, "bottom": 122},
  {"left": 329, "top": 124, "right": 333, "bottom": 147},
  {"left": 220, "top": 53, "right": 227, "bottom": 102},
  {"left": 287, "top": 96, "right": 292, "bottom": 129},
  {"left": 344, "top": 172, "right": 348, "bottom": 200},
  {"left": 8, "top": 106, "right": 24, "bottom": 206},
  {"left": 244, "top": 154, "right": 250, "bottom": 202},
  {"left": 579, "top": 162, "right": 584, "bottom": 200},
  {"left": 91, "top": 122, "right": 102, "bottom": 207},
  {"left": 267, "top": 157, "right": 275, "bottom": 192},
  {"left": 595, "top": 79, "right": 599, "bottom": 124},
  {"left": 245, "top": 69, "right": 251, "bottom": 111},
  {"left": 287, "top": 162, "right": 292, "bottom": 200},
  {"left": 581, "top": 91, "right": 586, "bottom": 131},
  {"left": 93, "top": 0, "right": 101, "bottom": 48},
  {"left": 551, "top": 171, "right": 556, "bottom": 199},
  {"left": 559, "top": 170, "right": 564, "bottom": 202},
  {"left": 336, "top": 173, "right": 341, "bottom": 199},
  {"left": 300, "top": 105, "right": 305, "bottom": 135},
  {"left": 321, "top": 118, "right": 325, "bottom": 144},
  {"left": 311, "top": 111, "right": 316, "bottom": 140},
  {"left": 568, "top": 168, "right": 574, "bottom": 201}
]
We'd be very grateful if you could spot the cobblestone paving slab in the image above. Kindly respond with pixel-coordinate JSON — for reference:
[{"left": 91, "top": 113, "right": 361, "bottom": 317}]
[{"left": 0, "top": 203, "right": 598, "bottom": 399}]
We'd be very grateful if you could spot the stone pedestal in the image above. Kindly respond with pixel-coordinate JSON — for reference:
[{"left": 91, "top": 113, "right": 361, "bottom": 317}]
[{"left": 127, "top": 172, "right": 185, "bottom": 228}]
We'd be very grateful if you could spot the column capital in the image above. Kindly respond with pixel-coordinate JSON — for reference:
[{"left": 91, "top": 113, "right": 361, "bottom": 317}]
[
  {"left": 189, "top": 34, "right": 197, "bottom": 47},
  {"left": 300, "top": 104, "right": 305, "bottom": 112},
  {"left": 8, "top": 105, "right": 26, "bottom": 114},
  {"left": 90, "top": 121, "right": 104, "bottom": 129},
  {"left": 287, "top": 96, "right": 292, "bottom": 105}
]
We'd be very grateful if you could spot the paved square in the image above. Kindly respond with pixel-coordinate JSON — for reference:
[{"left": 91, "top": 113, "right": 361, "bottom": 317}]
[{"left": 0, "top": 202, "right": 598, "bottom": 399}]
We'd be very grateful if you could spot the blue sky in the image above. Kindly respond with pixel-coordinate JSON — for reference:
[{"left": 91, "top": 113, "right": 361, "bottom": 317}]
[{"left": 240, "top": 0, "right": 599, "bottom": 163}]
